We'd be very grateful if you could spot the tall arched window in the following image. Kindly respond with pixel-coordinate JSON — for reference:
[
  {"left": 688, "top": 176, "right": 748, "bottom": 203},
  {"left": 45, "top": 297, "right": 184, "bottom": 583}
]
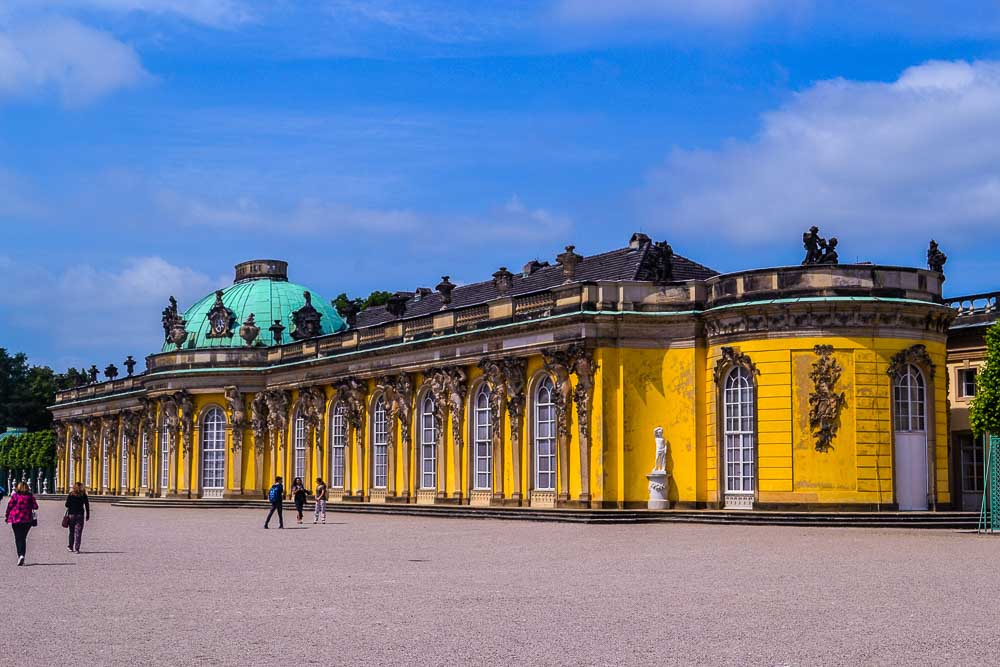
[
  {"left": 140, "top": 432, "right": 149, "bottom": 488},
  {"left": 160, "top": 421, "right": 170, "bottom": 489},
  {"left": 101, "top": 434, "right": 109, "bottom": 490},
  {"left": 293, "top": 413, "right": 307, "bottom": 480},
  {"left": 372, "top": 396, "right": 388, "bottom": 488},
  {"left": 894, "top": 365, "right": 926, "bottom": 432},
  {"left": 330, "top": 403, "right": 347, "bottom": 488},
  {"left": 420, "top": 394, "right": 437, "bottom": 489},
  {"left": 201, "top": 407, "right": 226, "bottom": 491},
  {"left": 85, "top": 444, "right": 93, "bottom": 488},
  {"left": 120, "top": 430, "right": 128, "bottom": 491},
  {"left": 474, "top": 385, "right": 492, "bottom": 490},
  {"left": 534, "top": 377, "right": 556, "bottom": 491},
  {"left": 723, "top": 367, "right": 755, "bottom": 496}
]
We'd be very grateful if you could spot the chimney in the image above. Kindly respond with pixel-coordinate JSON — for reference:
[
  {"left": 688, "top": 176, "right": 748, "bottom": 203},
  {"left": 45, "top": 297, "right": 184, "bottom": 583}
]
[
  {"left": 556, "top": 245, "right": 583, "bottom": 281},
  {"left": 629, "top": 232, "right": 651, "bottom": 250},
  {"left": 436, "top": 276, "right": 456, "bottom": 305},
  {"left": 522, "top": 259, "right": 550, "bottom": 276}
]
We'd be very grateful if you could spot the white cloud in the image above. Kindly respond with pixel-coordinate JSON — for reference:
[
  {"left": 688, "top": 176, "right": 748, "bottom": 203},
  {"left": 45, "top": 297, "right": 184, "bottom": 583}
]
[
  {"left": 11, "top": 0, "right": 252, "bottom": 27},
  {"left": 0, "top": 17, "right": 148, "bottom": 105},
  {"left": 552, "top": 0, "right": 797, "bottom": 26},
  {"left": 638, "top": 59, "right": 1000, "bottom": 252},
  {"left": 0, "top": 255, "right": 224, "bottom": 369}
]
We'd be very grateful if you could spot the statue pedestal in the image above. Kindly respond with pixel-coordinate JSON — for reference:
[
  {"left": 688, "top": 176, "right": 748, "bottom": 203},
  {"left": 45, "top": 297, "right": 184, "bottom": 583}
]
[{"left": 647, "top": 471, "right": 669, "bottom": 510}]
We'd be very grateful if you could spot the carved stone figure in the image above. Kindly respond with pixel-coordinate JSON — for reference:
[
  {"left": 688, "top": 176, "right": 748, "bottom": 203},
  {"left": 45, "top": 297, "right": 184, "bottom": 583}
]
[
  {"left": 124, "top": 356, "right": 136, "bottom": 377},
  {"left": 159, "top": 394, "right": 179, "bottom": 452},
  {"left": 139, "top": 396, "right": 157, "bottom": 441},
  {"left": 250, "top": 392, "right": 269, "bottom": 454},
  {"left": 88, "top": 365, "right": 99, "bottom": 384},
  {"left": 104, "top": 364, "right": 119, "bottom": 381},
  {"left": 53, "top": 422, "right": 67, "bottom": 458},
  {"left": 225, "top": 386, "right": 247, "bottom": 453},
  {"left": 177, "top": 391, "right": 195, "bottom": 454},
  {"left": 556, "top": 245, "right": 583, "bottom": 280},
  {"left": 70, "top": 422, "right": 83, "bottom": 462},
  {"left": 240, "top": 313, "right": 261, "bottom": 346},
  {"left": 802, "top": 226, "right": 823, "bottom": 265},
  {"left": 121, "top": 410, "right": 141, "bottom": 453},
  {"left": 269, "top": 319, "right": 285, "bottom": 345},
  {"left": 386, "top": 293, "right": 408, "bottom": 318},
  {"left": 802, "top": 226, "right": 840, "bottom": 266},
  {"left": 291, "top": 291, "right": 324, "bottom": 340},
  {"left": 204, "top": 290, "right": 236, "bottom": 339},
  {"left": 927, "top": 240, "right": 947, "bottom": 273},
  {"left": 637, "top": 240, "right": 674, "bottom": 283},
  {"left": 436, "top": 276, "right": 456, "bottom": 305},
  {"left": 653, "top": 427, "right": 667, "bottom": 472},
  {"left": 169, "top": 319, "right": 189, "bottom": 348},
  {"left": 492, "top": 267, "right": 514, "bottom": 295},
  {"left": 162, "top": 296, "right": 179, "bottom": 342},
  {"left": 335, "top": 300, "right": 361, "bottom": 327},
  {"left": 712, "top": 346, "right": 760, "bottom": 385},
  {"left": 264, "top": 389, "right": 291, "bottom": 445},
  {"left": 299, "top": 385, "right": 325, "bottom": 442},
  {"left": 809, "top": 345, "right": 846, "bottom": 452}
]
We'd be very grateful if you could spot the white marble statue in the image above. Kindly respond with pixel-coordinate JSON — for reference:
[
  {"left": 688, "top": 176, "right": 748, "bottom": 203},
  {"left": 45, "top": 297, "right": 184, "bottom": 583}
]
[{"left": 653, "top": 426, "right": 667, "bottom": 472}]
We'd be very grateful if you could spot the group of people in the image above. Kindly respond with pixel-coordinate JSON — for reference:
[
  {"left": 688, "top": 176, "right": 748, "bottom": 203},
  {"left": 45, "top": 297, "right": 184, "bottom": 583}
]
[
  {"left": 3, "top": 481, "right": 91, "bottom": 566},
  {"left": 264, "top": 476, "right": 328, "bottom": 529}
]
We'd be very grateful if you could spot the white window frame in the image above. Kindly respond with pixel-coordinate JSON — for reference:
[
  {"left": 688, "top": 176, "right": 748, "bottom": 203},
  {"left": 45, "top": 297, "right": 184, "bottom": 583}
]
[
  {"left": 474, "top": 385, "right": 492, "bottom": 490},
  {"left": 160, "top": 421, "right": 170, "bottom": 489},
  {"left": 723, "top": 367, "right": 755, "bottom": 495},
  {"left": 141, "top": 432, "right": 149, "bottom": 488},
  {"left": 101, "top": 434, "right": 109, "bottom": 490},
  {"left": 958, "top": 368, "right": 977, "bottom": 398},
  {"left": 330, "top": 403, "right": 347, "bottom": 488},
  {"left": 534, "top": 377, "right": 557, "bottom": 491},
  {"left": 373, "top": 397, "right": 388, "bottom": 488},
  {"left": 894, "top": 365, "right": 926, "bottom": 433},
  {"left": 420, "top": 394, "right": 437, "bottom": 490},
  {"left": 120, "top": 430, "right": 128, "bottom": 491},
  {"left": 201, "top": 407, "right": 227, "bottom": 490},
  {"left": 85, "top": 446, "right": 92, "bottom": 487},
  {"left": 293, "top": 414, "right": 306, "bottom": 480}
]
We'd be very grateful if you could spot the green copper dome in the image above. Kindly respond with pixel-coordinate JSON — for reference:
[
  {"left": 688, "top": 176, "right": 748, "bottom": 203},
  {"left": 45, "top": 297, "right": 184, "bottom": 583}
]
[{"left": 163, "top": 260, "right": 347, "bottom": 351}]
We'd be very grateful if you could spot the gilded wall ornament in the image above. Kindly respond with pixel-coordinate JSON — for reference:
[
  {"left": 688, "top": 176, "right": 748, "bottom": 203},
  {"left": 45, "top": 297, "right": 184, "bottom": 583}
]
[
  {"left": 809, "top": 345, "right": 847, "bottom": 453},
  {"left": 205, "top": 290, "right": 236, "bottom": 339}
]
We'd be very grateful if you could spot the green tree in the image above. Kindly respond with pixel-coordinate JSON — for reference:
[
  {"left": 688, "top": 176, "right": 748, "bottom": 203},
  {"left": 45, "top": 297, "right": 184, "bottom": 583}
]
[
  {"left": 332, "top": 290, "right": 394, "bottom": 319},
  {"left": 971, "top": 320, "right": 1000, "bottom": 436}
]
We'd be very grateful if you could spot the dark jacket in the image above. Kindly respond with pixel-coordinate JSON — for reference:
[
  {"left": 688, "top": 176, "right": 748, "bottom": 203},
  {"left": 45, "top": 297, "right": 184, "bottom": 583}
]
[
  {"left": 66, "top": 493, "right": 90, "bottom": 518},
  {"left": 268, "top": 483, "right": 284, "bottom": 505}
]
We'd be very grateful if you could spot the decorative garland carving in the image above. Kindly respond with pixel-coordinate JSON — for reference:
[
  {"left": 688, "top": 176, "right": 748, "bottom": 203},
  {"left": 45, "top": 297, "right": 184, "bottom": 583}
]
[
  {"left": 809, "top": 345, "right": 847, "bottom": 453},
  {"left": 886, "top": 344, "right": 935, "bottom": 379},
  {"left": 225, "top": 386, "right": 247, "bottom": 453},
  {"left": 713, "top": 346, "right": 759, "bottom": 385},
  {"left": 570, "top": 347, "right": 597, "bottom": 441},
  {"left": 542, "top": 348, "right": 575, "bottom": 439},
  {"left": 704, "top": 306, "right": 953, "bottom": 339},
  {"left": 478, "top": 359, "right": 507, "bottom": 440}
]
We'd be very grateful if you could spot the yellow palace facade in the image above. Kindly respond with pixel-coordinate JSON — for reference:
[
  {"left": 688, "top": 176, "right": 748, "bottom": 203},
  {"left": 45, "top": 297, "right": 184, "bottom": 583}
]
[{"left": 49, "top": 232, "right": 954, "bottom": 510}]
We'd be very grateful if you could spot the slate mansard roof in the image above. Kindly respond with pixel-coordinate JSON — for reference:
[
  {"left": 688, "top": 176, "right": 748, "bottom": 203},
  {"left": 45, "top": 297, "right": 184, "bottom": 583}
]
[{"left": 355, "top": 236, "right": 719, "bottom": 328}]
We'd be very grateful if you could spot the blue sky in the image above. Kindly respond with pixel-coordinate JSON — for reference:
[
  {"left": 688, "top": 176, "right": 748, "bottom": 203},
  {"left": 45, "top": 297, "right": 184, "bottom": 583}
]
[{"left": 2, "top": 1, "right": 1000, "bottom": 371}]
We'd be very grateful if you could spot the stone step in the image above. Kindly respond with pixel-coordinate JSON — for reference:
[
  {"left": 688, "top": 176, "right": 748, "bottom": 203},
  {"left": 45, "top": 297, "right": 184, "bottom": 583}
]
[{"left": 68, "top": 496, "right": 985, "bottom": 529}]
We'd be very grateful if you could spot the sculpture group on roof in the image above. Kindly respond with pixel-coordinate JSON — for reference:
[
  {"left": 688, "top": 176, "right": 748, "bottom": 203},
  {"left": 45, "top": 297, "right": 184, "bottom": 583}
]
[{"left": 801, "top": 226, "right": 839, "bottom": 265}]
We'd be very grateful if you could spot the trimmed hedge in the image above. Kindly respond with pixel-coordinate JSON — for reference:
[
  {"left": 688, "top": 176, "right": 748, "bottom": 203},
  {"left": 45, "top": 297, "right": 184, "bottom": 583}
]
[{"left": 0, "top": 430, "right": 55, "bottom": 470}]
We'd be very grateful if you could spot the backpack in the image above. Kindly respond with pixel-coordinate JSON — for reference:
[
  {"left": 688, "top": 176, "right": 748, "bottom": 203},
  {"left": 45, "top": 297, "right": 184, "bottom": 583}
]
[{"left": 268, "top": 484, "right": 281, "bottom": 504}]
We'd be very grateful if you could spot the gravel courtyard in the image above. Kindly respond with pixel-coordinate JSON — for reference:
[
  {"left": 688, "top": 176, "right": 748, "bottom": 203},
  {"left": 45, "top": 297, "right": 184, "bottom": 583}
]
[{"left": 3, "top": 501, "right": 998, "bottom": 666}]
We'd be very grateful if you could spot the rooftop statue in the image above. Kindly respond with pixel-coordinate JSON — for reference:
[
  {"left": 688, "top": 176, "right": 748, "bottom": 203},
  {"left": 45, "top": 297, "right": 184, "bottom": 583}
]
[
  {"left": 802, "top": 226, "right": 839, "bottom": 265},
  {"left": 927, "top": 240, "right": 947, "bottom": 273}
]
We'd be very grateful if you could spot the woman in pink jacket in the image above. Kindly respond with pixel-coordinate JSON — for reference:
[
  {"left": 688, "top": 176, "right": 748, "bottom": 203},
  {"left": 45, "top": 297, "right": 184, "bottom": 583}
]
[{"left": 5, "top": 482, "right": 38, "bottom": 566}]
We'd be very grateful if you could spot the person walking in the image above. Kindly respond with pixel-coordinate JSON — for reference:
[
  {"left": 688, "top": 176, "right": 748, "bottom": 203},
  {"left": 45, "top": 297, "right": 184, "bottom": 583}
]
[
  {"left": 264, "top": 476, "right": 284, "bottom": 529},
  {"left": 290, "top": 477, "right": 309, "bottom": 525},
  {"left": 5, "top": 482, "right": 38, "bottom": 566},
  {"left": 313, "top": 477, "right": 328, "bottom": 524},
  {"left": 65, "top": 482, "right": 90, "bottom": 553}
]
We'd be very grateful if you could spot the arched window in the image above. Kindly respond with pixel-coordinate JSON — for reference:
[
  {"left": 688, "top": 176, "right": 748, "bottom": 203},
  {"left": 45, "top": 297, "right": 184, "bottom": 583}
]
[
  {"left": 723, "top": 367, "right": 755, "bottom": 495},
  {"left": 85, "top": 444, "right": 93, "bottom": 488},
  {"left": 141, "top": 432, "right": 149, "bottom": 488},
  {"left": 474, "top": 385, "right": 492, "bottom": 490},
  {"left": 101, "top": 434, "right": 109, "bottom": 490},
  {"left": 894, "top": 365, "right": 926, "bottom": 432},
  {"left": 201, "top": 407, "right": 226, "bottom": 490},
  {"left": 372, "top": 396, "right": 388, "bottom": 488},
  {"left": 330, "top": 403, "right": 347, "bottom": 488},
  {"left": 534, "top": 377, "right": 556, "bottom": 491},
  {"left": 293, "top": 413, "right": 307, "bottom": 480},
  {"left": 160, "top": 421, "right": 170, "bottom": 489},
  {"left": 120, "top": 429, "right": 128, "bottom": 491},
  {"left": 420, "top": 394, "right": 437, "bottom": 489}
]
